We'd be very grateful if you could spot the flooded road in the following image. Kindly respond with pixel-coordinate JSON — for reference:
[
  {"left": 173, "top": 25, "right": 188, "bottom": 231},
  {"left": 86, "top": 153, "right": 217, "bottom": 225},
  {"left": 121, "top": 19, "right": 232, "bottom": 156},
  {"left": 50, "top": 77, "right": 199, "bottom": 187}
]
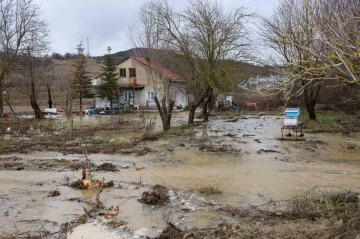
[{"left": 1, "top": 115, "right": 360, "bottom": 237}]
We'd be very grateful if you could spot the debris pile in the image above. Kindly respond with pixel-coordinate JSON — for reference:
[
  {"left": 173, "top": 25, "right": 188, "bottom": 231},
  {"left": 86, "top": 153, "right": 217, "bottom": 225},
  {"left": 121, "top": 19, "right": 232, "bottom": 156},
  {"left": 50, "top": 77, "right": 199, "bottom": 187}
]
[
  {"left": 158, "top": 223, "right": 244, "bottom": 239},
  {"left": 138, "top": 185, "right": 169, "bottom": 205},
  {"left": 105, "top": 204, "right": 119, "bottom": 218},
  {"left": 96, "top": 163, "right": 118, "bottom": 172},
  {"left": 70, "top": 179, "right": 114, "bottom": 189},
  {"left": 47, "top": 188, "right": 60, "bottom": 197}
]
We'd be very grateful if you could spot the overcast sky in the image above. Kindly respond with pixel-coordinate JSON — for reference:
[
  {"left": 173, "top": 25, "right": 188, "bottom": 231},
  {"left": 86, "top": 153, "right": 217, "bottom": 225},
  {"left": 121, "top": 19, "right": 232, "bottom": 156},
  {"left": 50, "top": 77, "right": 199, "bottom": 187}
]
[{"left": 34, "top": 0, "right": 279, "bottom": 56}]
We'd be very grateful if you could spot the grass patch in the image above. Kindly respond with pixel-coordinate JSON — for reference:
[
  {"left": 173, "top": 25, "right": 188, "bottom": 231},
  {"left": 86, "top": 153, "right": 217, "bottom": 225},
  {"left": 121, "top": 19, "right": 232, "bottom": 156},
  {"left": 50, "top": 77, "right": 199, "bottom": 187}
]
[
  {"left": 162, "top": 123, "right": 198, "bottom": 137},
  {"left": 198, "top": 186, "right": 222, "bottom": 195},
  {"left": 287, "top": 186, "right": 359, "bottom": 219},
  {"left": 300, "top": 111, "right": 358, "bottom": 133}
]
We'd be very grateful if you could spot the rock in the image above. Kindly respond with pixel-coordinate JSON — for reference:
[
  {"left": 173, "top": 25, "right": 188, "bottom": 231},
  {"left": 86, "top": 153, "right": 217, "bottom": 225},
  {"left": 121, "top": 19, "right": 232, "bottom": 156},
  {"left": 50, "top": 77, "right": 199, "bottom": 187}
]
[{"left": 132, "top": 228, "right": 162, "bottom": 239}]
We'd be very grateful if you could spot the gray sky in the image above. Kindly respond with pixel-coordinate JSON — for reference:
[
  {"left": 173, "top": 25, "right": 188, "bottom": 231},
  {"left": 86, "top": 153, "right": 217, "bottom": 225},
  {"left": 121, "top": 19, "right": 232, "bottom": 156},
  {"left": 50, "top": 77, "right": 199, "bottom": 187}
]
[{"left": 34, "top": 0, "right": 278, "bottom": 56}]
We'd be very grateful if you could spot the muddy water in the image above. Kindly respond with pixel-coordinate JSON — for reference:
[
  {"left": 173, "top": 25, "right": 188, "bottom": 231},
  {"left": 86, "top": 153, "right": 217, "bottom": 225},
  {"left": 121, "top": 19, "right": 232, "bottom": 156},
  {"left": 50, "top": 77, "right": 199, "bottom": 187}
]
[
  {"left": 1, "top": 115, "right": 360, "bottom": 237},
  {"left": 143, "top": 116, "right": 360, "bottom": 206}
]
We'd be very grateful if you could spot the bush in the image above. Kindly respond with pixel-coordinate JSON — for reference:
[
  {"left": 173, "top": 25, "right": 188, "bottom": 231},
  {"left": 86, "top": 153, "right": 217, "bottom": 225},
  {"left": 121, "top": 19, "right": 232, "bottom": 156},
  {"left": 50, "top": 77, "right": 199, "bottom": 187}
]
[{"left": 123, "top": 105, "right": 133, "bottom": 113}]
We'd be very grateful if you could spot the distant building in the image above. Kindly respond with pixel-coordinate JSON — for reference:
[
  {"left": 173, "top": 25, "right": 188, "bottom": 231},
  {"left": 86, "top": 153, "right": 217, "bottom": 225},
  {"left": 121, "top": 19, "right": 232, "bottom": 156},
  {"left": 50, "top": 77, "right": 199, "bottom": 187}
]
[{"left": 238, "top": 76, "right": 285, "bottom": 91}]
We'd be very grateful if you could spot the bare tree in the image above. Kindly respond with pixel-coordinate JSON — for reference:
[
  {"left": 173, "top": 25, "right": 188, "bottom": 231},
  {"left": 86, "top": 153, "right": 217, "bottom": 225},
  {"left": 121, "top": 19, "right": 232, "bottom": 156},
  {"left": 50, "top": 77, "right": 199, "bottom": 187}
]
[
  {"left": 130, "top": 2, "right": 178, "bottom": 131},
  {"left": 259, "top": 0, "right": 328, "bottom": 120},
  {"left": 260, "top": 0, "right": 360, "bottom": 119},
  {"left": 13, "top": 48, "right": 52, "bottom": 119},
  {"left": 0, "top": 0, "right": 48, "bottom": 117},
  {"left": 307, "top": 0, "right": 360, "bottom": 85},
  {"left": 133, "top": 0, "right": 252, "bottom": 124}
]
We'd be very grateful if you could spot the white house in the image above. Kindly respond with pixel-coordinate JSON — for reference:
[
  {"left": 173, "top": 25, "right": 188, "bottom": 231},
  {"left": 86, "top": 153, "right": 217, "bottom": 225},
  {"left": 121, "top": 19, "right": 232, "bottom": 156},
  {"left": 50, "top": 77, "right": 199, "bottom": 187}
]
[{"left": 94, "top": 56, "right": 188, "bottom": 110}]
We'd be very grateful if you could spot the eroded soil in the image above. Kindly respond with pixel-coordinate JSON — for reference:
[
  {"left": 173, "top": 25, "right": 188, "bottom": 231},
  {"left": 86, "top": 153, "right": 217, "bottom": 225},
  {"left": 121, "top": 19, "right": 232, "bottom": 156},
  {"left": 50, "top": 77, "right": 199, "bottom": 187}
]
[{"left": 1, "top": 112, "right": 360, "bottom": 238}]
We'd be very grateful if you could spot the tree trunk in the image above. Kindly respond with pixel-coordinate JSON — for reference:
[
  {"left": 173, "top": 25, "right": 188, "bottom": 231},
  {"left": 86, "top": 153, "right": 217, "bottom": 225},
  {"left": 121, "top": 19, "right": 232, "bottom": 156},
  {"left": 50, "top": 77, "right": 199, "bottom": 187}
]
[
  {"left": 209, "top": 93, "right": 216, "bottom": 111},
  {"left": 165, "top": 99, "right": 175, "bottom": 131},
  {"left": 202, "top": 100, "right": 209, "bottom": 122},
  {"left": 305, "top": 101, "right": 316, "bottom": 120},
  {"left": 188, "top": 106, "right": 196, "bottom": 124},
  {"left": 4, "top": 99, "right": 15, "bottom": 117},
  {"left": 0, "top": 83, "right": 3, "bottom": 118},
  {"left": 202, "top": 88, "right": 213, "bottom": 122},
  {"left": 47, "top": 84, "right": 52, "bottom": 108},
  {"left": 29, "top": 68, "right": 44, "bottom": 119},
  {"left": 302, "top": 79, "right": 321, "bottom": 120},
  {"left": 31, "top": 96, "right": 44, "bottom": 119},
  {"left": 187, "top": 86, "right": 212, "bottom": 124},
  {"left": 68, "top": 99, "right": 74, "bottom": 137},
  {"left": 154, "top": 96, "right": 174, "bottom": 132},
  {"left": 79, "top": 98, "right": 83, "bottom": 115}
]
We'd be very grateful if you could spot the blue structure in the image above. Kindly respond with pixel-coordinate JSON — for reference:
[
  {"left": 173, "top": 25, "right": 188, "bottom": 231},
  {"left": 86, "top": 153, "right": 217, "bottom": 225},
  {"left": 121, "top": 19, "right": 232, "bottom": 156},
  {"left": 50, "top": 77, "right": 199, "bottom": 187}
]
[
  {"left": 281, "top": 108, "right": 304, "bottom": 139},
  {"left": 285, "top": 108, "right": 300, "bottom": 118}
]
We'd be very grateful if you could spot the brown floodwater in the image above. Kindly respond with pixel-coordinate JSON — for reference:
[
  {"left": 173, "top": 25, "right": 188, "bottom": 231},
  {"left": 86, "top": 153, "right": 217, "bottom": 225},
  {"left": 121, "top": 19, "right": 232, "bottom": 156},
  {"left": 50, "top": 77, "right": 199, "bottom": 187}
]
[{"left": 1, "top": 115, "right": 360, "bottom": 238}]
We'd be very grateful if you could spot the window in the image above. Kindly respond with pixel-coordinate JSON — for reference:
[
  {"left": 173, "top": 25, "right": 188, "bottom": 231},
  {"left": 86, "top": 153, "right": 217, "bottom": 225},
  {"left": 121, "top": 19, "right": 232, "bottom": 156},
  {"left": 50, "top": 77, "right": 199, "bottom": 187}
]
[
  {"left": 147, "top": 92, "right": 155, "bottom": 101},
  {"left": 129, "top": 68, "right": 136, "bottom": 77},
  {"left": 119, "top": 68, "right": 126, "bottom": 77},
  {"left": 124, "top": 92, "right": 133, "bottom": 102}
]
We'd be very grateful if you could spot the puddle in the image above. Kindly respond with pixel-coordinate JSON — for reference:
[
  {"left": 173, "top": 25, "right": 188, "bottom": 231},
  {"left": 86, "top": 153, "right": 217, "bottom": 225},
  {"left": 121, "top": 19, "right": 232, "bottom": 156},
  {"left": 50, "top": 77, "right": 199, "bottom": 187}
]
[{"left": 2, "top": 115, "right": 360, "bottom": 237}]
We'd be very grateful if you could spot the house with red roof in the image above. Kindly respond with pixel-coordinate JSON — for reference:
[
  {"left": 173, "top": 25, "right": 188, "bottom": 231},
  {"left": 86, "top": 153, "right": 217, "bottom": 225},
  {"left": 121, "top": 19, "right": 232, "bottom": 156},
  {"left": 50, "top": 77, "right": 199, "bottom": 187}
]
[{"left": 94, "top": 56, "right": 188, "bottom": 110}]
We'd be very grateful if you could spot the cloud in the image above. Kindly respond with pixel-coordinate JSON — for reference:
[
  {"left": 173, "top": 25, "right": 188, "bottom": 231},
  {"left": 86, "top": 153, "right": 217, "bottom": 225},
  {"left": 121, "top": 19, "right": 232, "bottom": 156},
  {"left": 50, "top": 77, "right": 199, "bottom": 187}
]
[{"left": 34, "top": 0, "right": 278, "bottom": 56}]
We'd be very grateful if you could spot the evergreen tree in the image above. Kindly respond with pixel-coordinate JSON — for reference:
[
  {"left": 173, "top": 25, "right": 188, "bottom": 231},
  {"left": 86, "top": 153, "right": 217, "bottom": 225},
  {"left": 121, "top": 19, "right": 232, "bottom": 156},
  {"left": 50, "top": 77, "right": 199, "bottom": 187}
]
[
  {"left": 72, "top": 43, "right": 94, "bottom": 114},
  {"left": 97, "top": 46, "right": 119, "bottom": 112}
]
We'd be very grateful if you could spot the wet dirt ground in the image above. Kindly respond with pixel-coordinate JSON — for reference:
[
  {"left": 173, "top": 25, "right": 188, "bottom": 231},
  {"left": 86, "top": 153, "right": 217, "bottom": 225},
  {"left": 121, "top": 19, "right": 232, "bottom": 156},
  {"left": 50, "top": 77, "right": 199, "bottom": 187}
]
[{"left": 1, "top": 113, "right": 360, "bottom": 238}]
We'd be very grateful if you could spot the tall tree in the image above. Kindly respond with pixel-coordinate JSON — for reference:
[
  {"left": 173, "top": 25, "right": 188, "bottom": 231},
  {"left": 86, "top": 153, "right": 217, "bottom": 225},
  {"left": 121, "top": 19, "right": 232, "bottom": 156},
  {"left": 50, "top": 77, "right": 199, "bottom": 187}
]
[
  {"left": 131, "top": 2, "right": 176, "bottom": 131},
  {"left": 97, "top": 46, "right": 119, "bottom": 112},
  {"left": 260, "top": 0, "right": 360, "bottom": 119},
  {"left": 135, "top": 0, "right": 252, "bottom": 124},
  {"left": 0, "top": 0, "right": 48, "bottom": 117},
  {"left": 14, "top": 48, "right": 52, "bottom": 119},
  {"left": 71, "top": 43, "right": 93, "bottom": 114},
  {"left": 259, "top": 0, "right": 326, "bottom": 120}
]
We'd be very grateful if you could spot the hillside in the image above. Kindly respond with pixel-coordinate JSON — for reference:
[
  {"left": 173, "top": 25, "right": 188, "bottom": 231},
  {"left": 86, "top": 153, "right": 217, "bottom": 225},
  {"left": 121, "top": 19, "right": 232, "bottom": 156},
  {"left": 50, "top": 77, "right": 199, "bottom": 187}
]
[
  {"left": 93, "top": 48, "right": 149, "bottom": 65},
  {"left": 4, "top": 49, "right": 272, "bottom": 111},
  {"left": 94, "top": 48, "right": 273, "bottom": 79},
  {"left": 5, "top": 58, "right": 104, "bottom": 111}
]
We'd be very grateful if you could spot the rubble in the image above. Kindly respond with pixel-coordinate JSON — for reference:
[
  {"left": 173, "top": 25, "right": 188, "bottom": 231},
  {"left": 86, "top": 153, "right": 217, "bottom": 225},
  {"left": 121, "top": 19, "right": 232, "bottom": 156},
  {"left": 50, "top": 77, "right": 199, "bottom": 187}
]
[{"left": 138, "top": 185, "right": 169, "bottom": 205}]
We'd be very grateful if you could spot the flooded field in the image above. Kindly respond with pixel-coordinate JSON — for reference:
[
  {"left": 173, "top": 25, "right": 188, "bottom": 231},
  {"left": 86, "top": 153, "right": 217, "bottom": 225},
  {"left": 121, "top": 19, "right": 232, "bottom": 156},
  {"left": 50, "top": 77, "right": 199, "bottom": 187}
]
[{"left": 1, "top": 114, "right": 360, "bottom": 238}]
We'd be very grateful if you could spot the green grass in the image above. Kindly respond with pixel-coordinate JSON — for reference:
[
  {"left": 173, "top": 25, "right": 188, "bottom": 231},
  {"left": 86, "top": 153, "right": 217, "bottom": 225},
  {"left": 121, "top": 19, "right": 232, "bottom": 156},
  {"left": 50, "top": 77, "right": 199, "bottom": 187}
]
[
  {"left": 161, "top": 123, "right": 199, "bottom": 138},
  {"left": 300, "top": 111, "right": 354, "bottom": 133}
]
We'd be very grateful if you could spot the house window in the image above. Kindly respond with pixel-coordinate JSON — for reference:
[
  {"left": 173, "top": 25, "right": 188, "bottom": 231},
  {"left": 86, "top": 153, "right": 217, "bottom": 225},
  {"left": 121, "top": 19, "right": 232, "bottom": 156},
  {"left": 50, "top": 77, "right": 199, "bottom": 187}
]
[
  {"left": 129, "top": 68, "right": 136, "bottom": 77},
  {"left": 124, "top": 92, "right": 133, "bottom": 102},
  {"left": 119, "top": 68, "right": 126, "bottom": 77},
  {"left": 147, "top": 92, "right": 155, "bottom": 101}
]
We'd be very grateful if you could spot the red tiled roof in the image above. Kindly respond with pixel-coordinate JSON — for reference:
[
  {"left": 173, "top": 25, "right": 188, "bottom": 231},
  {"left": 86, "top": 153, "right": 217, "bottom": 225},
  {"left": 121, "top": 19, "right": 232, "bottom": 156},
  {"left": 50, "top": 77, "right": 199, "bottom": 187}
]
[{"left": 132, "top": 57, "right": 183, "bottom": 81}]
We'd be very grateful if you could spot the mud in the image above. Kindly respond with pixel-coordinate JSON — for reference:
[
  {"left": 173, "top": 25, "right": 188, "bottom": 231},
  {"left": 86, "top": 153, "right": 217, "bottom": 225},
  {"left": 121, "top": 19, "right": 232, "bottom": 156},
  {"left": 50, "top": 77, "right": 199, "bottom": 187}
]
[
  {"left": 2, "top": 114, "right": 360, "bottom": 238},
  {"left": 138, "top": 185, "right": 169, "bottom": 205}
]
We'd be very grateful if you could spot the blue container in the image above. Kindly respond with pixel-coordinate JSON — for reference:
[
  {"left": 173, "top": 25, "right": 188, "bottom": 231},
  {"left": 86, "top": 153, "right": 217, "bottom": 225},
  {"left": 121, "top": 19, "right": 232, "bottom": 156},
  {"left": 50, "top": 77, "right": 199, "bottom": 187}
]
[
  {"left": 285, "top": 112, "right": 299, "bottom": 117},
  {"left": 285, "top": 108, "right": 300, "bottom": 117},
  {"left": 232, "top": 105, "right": 237, "bottom": 110}
]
